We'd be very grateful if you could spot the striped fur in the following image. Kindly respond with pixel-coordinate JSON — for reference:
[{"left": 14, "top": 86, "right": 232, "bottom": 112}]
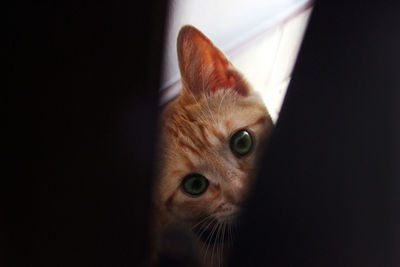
[{"left": 152, "top": 25, "right": 273, "bottom": 266}]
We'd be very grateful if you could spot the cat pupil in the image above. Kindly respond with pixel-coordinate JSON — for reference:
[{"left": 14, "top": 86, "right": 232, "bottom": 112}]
[
  {"left": 192, "top": 179, "right": 201, "bottom": 189},
  {"left": 182, "top": 173, "right": 208, "bottom": 196},
  {"left": 238, "top": 138, "right": 248, "bottom": 148},
  {"left": 230, "top": 129, "right": 253, "bottom": 157}
]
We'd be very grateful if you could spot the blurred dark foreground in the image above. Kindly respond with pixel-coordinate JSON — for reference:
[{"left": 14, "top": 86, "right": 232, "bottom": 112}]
[{"left": 6, "top": 0, "right": 399, "bottom": 266}]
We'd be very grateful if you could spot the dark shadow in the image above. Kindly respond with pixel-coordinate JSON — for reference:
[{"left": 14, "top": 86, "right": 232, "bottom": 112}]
[{"left": 230, "top": 1, "right": 400, "bottom": 266}]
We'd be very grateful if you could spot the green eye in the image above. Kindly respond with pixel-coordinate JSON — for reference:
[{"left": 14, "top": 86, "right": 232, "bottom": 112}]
[
  {"left": 230, "top": 129, "right": 253, "bottom": 157},
  {"left": 182, "top": 174, "right": 209, "bottom": 196}
]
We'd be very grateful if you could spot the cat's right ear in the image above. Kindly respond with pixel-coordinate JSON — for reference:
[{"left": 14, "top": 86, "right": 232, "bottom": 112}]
[{"left": 177, "top": 25, "right": 249, "bottom": 97}]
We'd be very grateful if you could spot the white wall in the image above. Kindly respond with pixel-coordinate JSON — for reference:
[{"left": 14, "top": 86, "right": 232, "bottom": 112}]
[{"left": 161, "top": 0, "right": 313, "bottom": 122}]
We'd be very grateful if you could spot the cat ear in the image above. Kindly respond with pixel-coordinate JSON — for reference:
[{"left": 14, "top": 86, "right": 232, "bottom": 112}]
[{"left": 177, "top": 25, "right": 249, "bottom": 96}]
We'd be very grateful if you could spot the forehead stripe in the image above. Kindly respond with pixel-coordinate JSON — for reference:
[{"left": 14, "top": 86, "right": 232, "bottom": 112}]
[
  {"left": 211, "top": 127, "right": 225, "bottom": 142},
  {"left": 198, "top": 124, "right": 212, "bottom": 146},
  {"left": 178, "top": 140, "right": 201, "bottom": 157}
]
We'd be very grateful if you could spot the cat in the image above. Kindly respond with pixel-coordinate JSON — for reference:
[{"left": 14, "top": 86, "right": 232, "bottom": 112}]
[{"left": 151, "top": 25, "right": 274, "bottom": 266}]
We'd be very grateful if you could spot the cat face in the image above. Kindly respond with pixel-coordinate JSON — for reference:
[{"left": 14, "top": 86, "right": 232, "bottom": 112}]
[{"left": 154, "top": 26, "right": 273, "bottom": 242}]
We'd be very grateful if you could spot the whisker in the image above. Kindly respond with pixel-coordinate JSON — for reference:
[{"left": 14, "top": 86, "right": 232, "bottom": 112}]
[
  {"left": 196, "top": 216, "right": 215, "bottom": 241},
  {"left": 203, "top": 220, "right": 219, "bottom": 260},
  {"left": 212, "top": 222, "right": 222, "bottom": 267},
  {"left": 217, "top": 222, "right": 224, "bottom": 267},
  {"left": 218, "top": 88, "right": 229, "bottom": 114},
  {"left": 228, "top": 222, "right": 234, "bottom": 247},
  {"left": 185, "top": 88, "right": 209, "bottom": 123},
  {"left": 204, "top": 93, "right": 218, "bottom": 125},
  {"left": 221, "top": 221, "right": 227, "bottom": 266},
  {"left": 191, "top": 215, "right": 212, "bottom": 230}
]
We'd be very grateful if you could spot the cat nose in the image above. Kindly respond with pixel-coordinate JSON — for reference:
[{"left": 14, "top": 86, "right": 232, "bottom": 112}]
[
  {"left": 224, "top": 189, "right": 242, "bottom": 205},
  {"left": 224, "top": 191, "right": 236, "bottom": 204}
]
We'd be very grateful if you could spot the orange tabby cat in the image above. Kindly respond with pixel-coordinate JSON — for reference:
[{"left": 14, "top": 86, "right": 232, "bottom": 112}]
[{"left": 152, "top": 25, "right": 273, "bottom": 266}]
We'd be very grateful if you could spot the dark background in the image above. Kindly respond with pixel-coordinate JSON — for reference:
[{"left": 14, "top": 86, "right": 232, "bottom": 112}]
[
  {"left": 7, "top": 0, "right": 168, "bottom": 265},
  {"left": 230, "top": 1, "right": 400, "bottom": 266},
  {"left": 6, "top": 0, "right": 399, "bottom": 266}
]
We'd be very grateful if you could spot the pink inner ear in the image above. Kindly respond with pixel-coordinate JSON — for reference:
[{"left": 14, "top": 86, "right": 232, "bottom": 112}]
[
  {"left": 207, "top": 50, "right": 235, "bottom": 93},
  {"left": 177, "top": 26, "right": 248, "bottom": 97}
]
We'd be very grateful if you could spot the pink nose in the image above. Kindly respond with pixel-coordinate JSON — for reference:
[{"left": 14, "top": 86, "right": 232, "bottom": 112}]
[
  {"left": 224, "top": 190, "right": 237, "bottom": 204},
  {"left": 224, "top": 187, "right": 244, "bottom": 204},
  {"left": 224, "top": 178, "right": 246, "bottom": 203}
]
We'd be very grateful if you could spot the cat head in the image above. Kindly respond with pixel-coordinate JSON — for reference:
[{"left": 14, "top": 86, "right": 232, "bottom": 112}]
[{"left": 155, "top": 25, "right": 273, "bottom": 241}]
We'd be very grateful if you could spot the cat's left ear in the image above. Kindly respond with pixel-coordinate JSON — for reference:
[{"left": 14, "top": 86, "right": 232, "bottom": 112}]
[{"left": 177, "top": 25, "right": 249, "bottom": 96}]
